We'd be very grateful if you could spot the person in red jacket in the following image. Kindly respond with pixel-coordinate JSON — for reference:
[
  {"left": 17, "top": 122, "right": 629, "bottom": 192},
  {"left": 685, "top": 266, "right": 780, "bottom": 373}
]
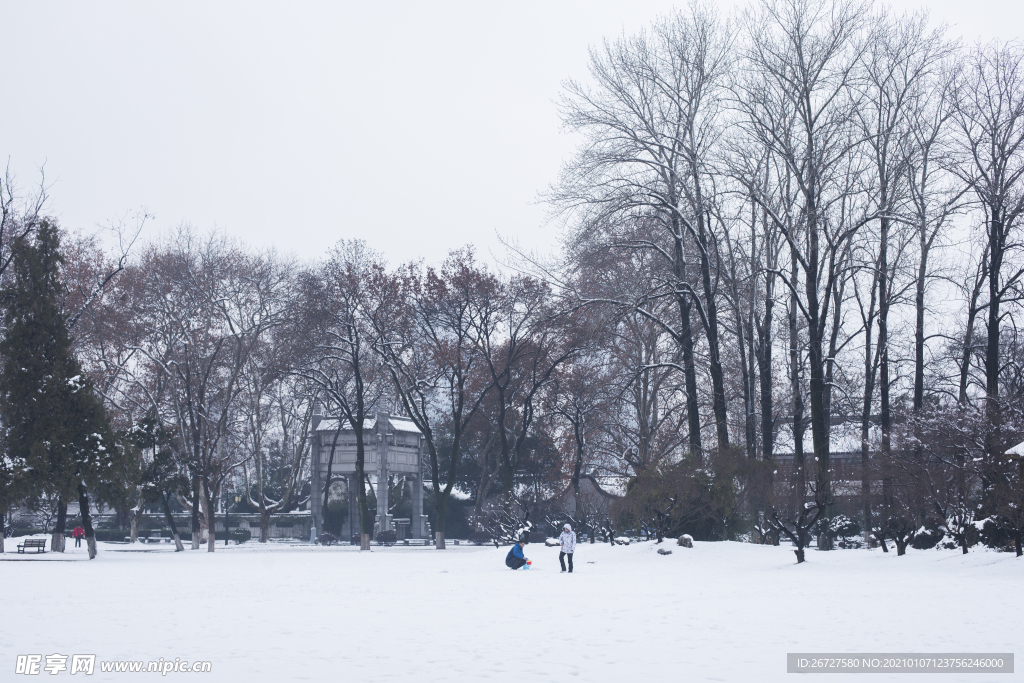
[{"left": 72, "top": 526, "right": 85, "bottom": 547}]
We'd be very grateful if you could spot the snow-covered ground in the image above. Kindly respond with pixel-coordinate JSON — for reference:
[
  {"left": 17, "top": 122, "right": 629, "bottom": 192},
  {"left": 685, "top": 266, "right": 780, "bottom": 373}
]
[{"left": 2, "top": 537, "right": 1020, "bottom": 682}]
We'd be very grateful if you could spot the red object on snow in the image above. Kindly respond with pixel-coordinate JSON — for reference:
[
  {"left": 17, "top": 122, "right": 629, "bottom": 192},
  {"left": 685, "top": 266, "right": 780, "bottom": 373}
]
[{"left": 72, "top": 526, "right": 85, "bottom": 539}]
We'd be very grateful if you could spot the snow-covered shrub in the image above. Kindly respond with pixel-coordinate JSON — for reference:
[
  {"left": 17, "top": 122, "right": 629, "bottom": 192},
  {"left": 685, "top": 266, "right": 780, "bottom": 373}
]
[
  {"left": 817, "top": 515, "right": 861, "bottom": 548},
  {"left": 481, "top": 496, "right": 534, "bottom": 545},
  {"left": 911, "top": 525, "right": 943, "bottom": 550},
  {"left": 677, "top": 534, "right": 693, "bottom": 548}
]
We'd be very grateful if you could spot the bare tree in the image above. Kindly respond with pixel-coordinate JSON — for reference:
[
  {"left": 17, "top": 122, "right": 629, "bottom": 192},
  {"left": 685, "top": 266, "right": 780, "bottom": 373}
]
[
  {"left": 131, "top": 229, "right": 289, "bottom": 552},
  {"left": 735, "top": 0, "right": 871, "bottom": 535},
  {"left": 952, "top": 42, "right": 1024, "bottom": 422},
  {"left": 367, "top": 249, "right": 497, "bottom": 549},
  {"left": 296, "top": 240, "right": 383, "bottom": 550},
  {"left": 556, "top": 4, "right": 735, "bottom": 454}
]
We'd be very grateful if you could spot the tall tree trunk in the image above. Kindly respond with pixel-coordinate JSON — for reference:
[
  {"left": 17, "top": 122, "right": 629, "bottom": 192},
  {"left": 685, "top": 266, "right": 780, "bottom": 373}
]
[
  {"left": 355, "top": 429, "right": 371, "bottom": 551},
  {"left": 202, "top": 491, "right": 216, "bottom": 553},
  {"left": 129, "top": 508, "right": 139, "bottom": 544},
  {"left": 435, "top": 492, "right": 447, "bottom": 551},
  {"left": 51, "top": 497, "right": 66, "bottom": 553},
  {"left": 914, "top": 233, "right": 928, "bottom": 411},
  {"left": 733, "top": 291, "right": 756, "bottom": 459},
  {"left": 696, "top": 215, "right": 730, "bottom": 450},
  {"left": 985, "top": 215, "right": 1003, "bottom": 462},
  {"left": 572, "top": 413, "right": 586, "bottom": 537},
  {"left": 260, "top": 510, "right": 271, "bottom": 543},
  {"left": 860, "top": 262, "right": 880, "bottom": 547},
  {"left": 986, "top": 216, "right": 1003, "bottom": 401},
  {"left": 789, "top": 251, "right": 806, "bottom": 506},
  {"left": 674, "top": 233, "right": 703, "bottom": 457},
  {"left": 756, "top": 262, "right": 775, "bottom": 462},
  {"left": 878, "top": 215, "right": 892, "bottom": 474},
  {"left": 160, "top": 491, "right": 184, "bottom": 552},
  {"left": 77, "top": 483, "right": 97, "bottom": 560},
  {"left": 191, "top": 478, "right": 201, "bottom": 550}
]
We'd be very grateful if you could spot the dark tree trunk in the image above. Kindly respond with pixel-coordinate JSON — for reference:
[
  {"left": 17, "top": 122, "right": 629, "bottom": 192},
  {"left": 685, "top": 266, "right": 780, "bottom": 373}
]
[
  {"left": 755, "top": 256, "right": 775, "bottom": 462},
  {"left": 355, "top": 428, "right": 371, "bottom": 551},
  {"left": 878, "top": 217, "right": 893, "bottom": 516},
  {"left": 696, "top": 214, "right": 730, "bottom": 451},
  {"left": 986, "top": 217, "right": 1003, "bottom": 401},
  {"left": 260, "top": 510, "right": 271, "bottom": 543},
  {"left": 734, "top": 294, "right": 756, "bottom": 460},
  {"left": 434, "top": 490, "right": 447, "bottom": 551},
  {"left": 674, "top": 233, "right": 703, "bottom": 457},
  {"left": 160, "top": 491, "right": 184, "bottom": 552},
  {"left": 77, "top": 483, "right": 97, "bottom": 560},
  {"left": 913, "top": 237, "right": 927, "bottom": 411},
  {"left": 860, "top": 263, "right": 880, "bottom": 547},
  {"left": 572, "top": 414, "right": 585, "bottom": 538},
  {"left": 51, "top": 497, "right": 67, "bottom": 552},
  {"left": 789, "top": 251, "right": 806, "bottom": 505},
  {"left": 203, "top": 488, "right": 216, "bottom": 553},
  {"left": 191, "top": 478, "right": 201, "bottom": 550},
  {"left": 985, "top": 215, "right": 1004, "bottom": 463},
  {"left": 959, "top": 285, "right": 984, "bottom": 404}
]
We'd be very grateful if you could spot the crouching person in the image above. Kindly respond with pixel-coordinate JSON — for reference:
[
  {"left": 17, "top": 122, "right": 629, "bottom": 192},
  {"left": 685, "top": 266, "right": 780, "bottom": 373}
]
[
  {"left": 559, "top": 523, "right": 576, "bottom": 573},
  {"left": 505, "top": 538, "right": 528, "bottom": 570}
]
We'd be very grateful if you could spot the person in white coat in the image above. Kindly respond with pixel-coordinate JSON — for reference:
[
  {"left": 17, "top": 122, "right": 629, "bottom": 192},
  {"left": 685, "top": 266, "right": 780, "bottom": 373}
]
[{"left": 558, "top": 523, "right": 576, "bottom": 572}]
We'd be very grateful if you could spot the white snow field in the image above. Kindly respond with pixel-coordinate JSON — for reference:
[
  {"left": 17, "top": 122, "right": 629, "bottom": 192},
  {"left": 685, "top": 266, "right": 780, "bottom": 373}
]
[{"left": 2, "top": 538, "right": 1020, "bottom": 682}]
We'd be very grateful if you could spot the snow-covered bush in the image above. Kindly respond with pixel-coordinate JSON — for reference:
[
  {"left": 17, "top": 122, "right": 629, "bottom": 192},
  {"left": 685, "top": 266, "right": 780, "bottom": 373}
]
[
  {"left": 817, "top": 515, "right": 861, "bottom": 548},
  {"left": 911, "top": 525, "right": 943, "bottom": 550}
]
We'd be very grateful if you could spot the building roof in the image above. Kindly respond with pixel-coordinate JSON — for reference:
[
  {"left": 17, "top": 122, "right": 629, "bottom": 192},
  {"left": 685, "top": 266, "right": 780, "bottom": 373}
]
[
  {"left": 315, "top": 416, "right": 423, "bottom": 436},
  {"left": 1007, "top": 440, "right": 1024, "bottom": 457}
]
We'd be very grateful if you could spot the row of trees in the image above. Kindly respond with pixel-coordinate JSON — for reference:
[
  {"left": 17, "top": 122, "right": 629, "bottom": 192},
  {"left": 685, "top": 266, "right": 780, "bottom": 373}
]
[
  {"left": 0, "top": 210, "right": 609, "bottom": 554},
  {"left": 546, "top": 0, "right": 1024, "bottom": 559},
  {"left": 2, "top": 0, "right": 1023, "bottom": 563}
]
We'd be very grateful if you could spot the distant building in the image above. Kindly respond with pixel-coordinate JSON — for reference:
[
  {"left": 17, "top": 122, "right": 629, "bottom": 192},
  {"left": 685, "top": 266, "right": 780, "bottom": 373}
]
[
  {"left": 310, "top": 411, "right": 427, "bottom": 539},
  {"left": 773, "top": 422, "right": 873, "bottom": 467}
]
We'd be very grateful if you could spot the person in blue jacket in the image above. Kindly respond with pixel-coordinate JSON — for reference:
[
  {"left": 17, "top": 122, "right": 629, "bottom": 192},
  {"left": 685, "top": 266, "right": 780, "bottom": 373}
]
[{"left": 505, "top": 537, "right": 529, "bottom": 569}]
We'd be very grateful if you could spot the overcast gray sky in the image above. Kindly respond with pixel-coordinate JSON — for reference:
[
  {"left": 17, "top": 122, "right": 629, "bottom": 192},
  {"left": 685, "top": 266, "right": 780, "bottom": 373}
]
[{"left": 1, "top": 1, "right": 1020, "bottom": 266}]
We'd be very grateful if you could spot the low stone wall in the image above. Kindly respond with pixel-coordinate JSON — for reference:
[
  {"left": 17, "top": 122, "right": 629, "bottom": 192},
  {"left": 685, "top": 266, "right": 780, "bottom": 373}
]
[{"left": 90, "top": 513, "right": 314, "bottom": 539}]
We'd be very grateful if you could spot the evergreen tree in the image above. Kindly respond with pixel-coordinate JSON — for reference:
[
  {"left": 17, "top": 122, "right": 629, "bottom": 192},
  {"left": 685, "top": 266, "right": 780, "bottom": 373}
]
[{"left": 0, "top": 221, "right": 115, "bottom": 558}]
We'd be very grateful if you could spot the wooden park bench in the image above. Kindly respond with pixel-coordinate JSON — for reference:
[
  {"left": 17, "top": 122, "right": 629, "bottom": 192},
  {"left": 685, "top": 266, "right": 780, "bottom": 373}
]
[{"left": 17, "top": 538, "right": 46, "bottom": 554}]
